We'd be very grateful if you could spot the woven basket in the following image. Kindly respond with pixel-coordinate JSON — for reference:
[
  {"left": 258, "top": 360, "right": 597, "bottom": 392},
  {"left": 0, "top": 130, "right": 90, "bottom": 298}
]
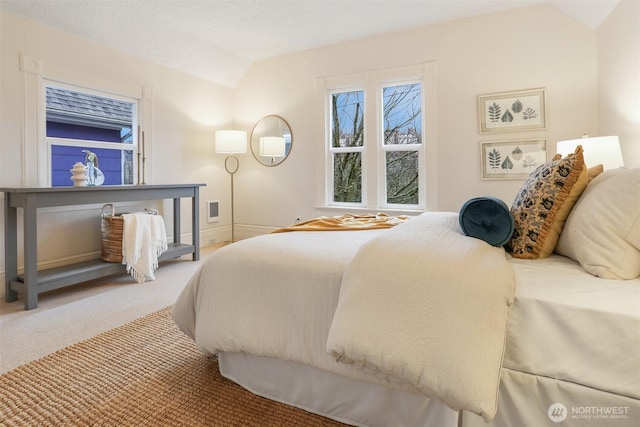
[{"left": 101, "top": 204, "right": 124, "bottom": 262}]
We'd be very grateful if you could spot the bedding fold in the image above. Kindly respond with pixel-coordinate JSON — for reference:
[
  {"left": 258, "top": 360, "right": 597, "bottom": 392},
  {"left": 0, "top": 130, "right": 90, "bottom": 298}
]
[
  {"left": 271, "top": 212, "right": 409, "bottom": 233},
  {"left": 326, "top": 212, "right": 516, "bottom": 422}
]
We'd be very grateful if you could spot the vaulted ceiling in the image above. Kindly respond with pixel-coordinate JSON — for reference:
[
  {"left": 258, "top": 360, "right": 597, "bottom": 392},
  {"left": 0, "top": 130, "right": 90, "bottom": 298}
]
[{"left": 0, "top": 0, "right": 620, "bottom": 87}]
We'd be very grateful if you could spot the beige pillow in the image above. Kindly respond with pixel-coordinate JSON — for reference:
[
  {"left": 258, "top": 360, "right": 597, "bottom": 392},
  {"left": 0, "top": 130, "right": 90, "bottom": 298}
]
[
  {"left": 588, "top": 164, "right": 604, "bottom": 182},
  {"left": 506, "top": 146, "right": 587, "bottom": 259},
  {"left": 556, "top": 168, "right": 640, "bottom": 279}
]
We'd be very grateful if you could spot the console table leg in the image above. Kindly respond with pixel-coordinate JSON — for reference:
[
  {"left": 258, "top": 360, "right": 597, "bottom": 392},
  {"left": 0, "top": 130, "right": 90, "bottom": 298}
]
[
  {"left": 4, "top": 197, "right": 18, "bottom": 302},
  {"left": 23, "top": 195, "right": 38, "bottom": 310},
  {"left": 192, "top": 188, "right": 200, "bottom": 261},
  {"left": 173, "top": 197, "right": 181, "bottom": 246}
]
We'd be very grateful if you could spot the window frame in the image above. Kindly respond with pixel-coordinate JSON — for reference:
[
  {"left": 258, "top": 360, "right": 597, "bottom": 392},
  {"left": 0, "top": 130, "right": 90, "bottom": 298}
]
[
  {"left": 327, "top": 86, "right": 367, "bottom": 207},
  {"left": 44, "top": 81, "right": 140, "bottom": 187},
  {"left": 378, "top": 80, "right": 424, "bottom": 210},
  {"left": 317, "top": 63, "right": 438, "bottom": 213}
]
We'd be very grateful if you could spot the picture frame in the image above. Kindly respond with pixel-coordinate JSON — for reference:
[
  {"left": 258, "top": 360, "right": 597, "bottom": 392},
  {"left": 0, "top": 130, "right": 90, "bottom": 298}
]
[
  {"left": 478, "top": 88, "right": 546, "bottom": 133},
  {"left": 481, "top": 139, "right": 547, "bottom": 180}
]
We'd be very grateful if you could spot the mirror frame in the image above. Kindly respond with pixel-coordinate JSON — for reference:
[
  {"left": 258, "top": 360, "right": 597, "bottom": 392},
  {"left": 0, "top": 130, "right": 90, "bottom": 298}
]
[{"left": 250, "top": 115, "right": 293, "bottom": 167}]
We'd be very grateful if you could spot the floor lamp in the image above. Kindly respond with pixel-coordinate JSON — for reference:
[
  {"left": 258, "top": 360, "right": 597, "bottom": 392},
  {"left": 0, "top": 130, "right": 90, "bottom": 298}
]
[{"left": 215, "top": 130, "right": 247, "bottom": 243}]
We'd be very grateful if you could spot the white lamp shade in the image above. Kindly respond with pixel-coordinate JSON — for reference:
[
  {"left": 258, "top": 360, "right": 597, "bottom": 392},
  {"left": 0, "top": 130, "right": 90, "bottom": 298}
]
[
  {"left": 259, "top": 136, "right": 286, "bottom": 157},
  {"left": 215, "top": 130, "right": 247, "bottom": 154},
  {"left": 556, "top": 135, "right": 624, "bottom": 170}
]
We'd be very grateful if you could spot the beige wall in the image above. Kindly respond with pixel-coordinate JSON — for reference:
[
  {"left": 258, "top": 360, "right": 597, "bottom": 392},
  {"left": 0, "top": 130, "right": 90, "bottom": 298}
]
[
  {"left": 598, "top": 0, "right": 640, "bottom": 167},
  {"left": 234, "top": 3, "right": 599, "bottom": 229}
]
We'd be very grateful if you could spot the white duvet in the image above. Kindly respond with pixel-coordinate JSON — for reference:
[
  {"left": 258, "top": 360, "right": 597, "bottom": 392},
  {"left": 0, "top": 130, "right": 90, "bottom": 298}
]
[
  {"left": 172, "top": 212, "right": 515, "bottom": 422},
  {"left": 327, "top": 212, "right": 515, "bottom": 422},
  {"left": 172, "top": 229, "right": 387, "bottom": 376}
]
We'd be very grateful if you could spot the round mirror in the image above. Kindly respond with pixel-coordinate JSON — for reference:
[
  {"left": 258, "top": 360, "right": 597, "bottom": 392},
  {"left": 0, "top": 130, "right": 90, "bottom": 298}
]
[{"left": 250, "top": 115, "right": 292, "bottom": 167}]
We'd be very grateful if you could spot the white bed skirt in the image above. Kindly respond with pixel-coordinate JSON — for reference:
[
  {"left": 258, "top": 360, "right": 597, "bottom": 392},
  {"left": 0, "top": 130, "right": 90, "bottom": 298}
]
[
  {"left": 220, "top": 352, "right": 640, "bottom": 427},
  {"left": 462, "top": 368, "right": 640, "bottom": 427},
  {"left": 218, "top": 352, "right": 459, "bottom": 427}
]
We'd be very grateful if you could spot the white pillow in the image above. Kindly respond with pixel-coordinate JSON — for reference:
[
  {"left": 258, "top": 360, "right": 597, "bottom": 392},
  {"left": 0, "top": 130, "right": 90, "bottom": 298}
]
[{"left": 555, "top": 167, "right": 640, "bottom": 279}]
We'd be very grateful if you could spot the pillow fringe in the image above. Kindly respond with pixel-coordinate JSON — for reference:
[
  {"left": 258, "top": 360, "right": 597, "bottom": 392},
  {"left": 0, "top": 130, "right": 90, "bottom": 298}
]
[{"left": 530, "top": 145, "right": 585, "bottom": 258}]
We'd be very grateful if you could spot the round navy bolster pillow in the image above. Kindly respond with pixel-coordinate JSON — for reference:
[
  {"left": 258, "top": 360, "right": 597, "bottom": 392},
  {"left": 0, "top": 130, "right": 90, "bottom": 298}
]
[{"left": 458, "top": 196, "right": 514, "bottom": 247}]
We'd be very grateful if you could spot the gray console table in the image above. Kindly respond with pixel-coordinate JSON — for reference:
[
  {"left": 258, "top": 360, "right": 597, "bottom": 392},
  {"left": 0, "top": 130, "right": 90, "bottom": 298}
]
[{"left": 2, "top": 184, "right": 205, "bottom": 310}]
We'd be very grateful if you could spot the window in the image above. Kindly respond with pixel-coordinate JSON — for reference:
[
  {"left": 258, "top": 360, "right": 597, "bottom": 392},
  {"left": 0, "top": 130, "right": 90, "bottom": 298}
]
[
  {"left": 382, "top": 83, "right": 421, "bottom": 206},
  {"left": 331, "top": 89, "right": 364, "bottom": 203},
  {"left": 45, "top": 83, "right": 138, "bottom": 186},
  {"left": 322, "top": 64, "right": 435, "bottom": 211}
]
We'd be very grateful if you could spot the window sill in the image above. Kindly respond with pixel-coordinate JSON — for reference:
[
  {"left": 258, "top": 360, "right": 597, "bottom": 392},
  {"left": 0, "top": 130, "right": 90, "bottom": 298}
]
[{"left": 314, "top": 205, "right": 425, "bottom": 217}]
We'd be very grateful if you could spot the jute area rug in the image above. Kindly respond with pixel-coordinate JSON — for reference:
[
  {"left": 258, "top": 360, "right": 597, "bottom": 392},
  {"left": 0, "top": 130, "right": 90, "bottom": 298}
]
[{"left": 0, "top": 307, "right": 348, "bottom": 426}]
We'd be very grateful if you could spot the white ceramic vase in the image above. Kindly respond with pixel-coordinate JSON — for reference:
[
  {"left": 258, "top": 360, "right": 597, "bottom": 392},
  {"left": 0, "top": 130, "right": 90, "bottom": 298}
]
[{"left": 70, "top": 162, "right": 88, "bottom": 186}]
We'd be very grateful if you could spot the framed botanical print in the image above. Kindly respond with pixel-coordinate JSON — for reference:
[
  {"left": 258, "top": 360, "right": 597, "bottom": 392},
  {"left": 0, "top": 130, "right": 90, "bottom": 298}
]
[
  {"left": 481, "top": 139, "right": 547, "bottom": 180},
  {"left": 479, "top": 88, "right": 546, "bottom": 133}
]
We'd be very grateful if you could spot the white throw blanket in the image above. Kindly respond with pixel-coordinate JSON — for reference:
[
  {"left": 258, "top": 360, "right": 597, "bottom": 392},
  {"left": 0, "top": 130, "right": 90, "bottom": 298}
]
[
  {"left": 326, "top": 212, "right": 515, "bottom": 422},
  {"left": 121, "top": 213, "right": 168, "bottom": 283}
]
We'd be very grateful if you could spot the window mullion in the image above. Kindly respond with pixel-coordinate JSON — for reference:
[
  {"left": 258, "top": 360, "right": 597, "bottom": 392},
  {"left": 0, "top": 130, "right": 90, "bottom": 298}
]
[
  {"left": 330, "top": 146, "right": 364, "bottom": 154},
  {"left": 364, "top": 78, "right": 378, "bottom": 209},
  {"left": 46, "top": 137, "right": 133, "bottom": 152}
]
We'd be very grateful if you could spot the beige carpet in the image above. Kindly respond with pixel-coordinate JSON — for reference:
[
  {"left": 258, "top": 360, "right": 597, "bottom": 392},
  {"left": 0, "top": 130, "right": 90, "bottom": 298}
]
[
  {"left": 0, "top": 306, "right": 348, "bottom": 426},
  {"left": 0, "top": 247, "right": 219, "bottom": 374}
]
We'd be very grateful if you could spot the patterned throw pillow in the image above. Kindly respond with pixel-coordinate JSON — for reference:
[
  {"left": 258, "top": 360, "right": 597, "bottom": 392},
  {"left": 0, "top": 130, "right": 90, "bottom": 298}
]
[{"left": 506, "top": 145, "right": 587, "bottom": 259}]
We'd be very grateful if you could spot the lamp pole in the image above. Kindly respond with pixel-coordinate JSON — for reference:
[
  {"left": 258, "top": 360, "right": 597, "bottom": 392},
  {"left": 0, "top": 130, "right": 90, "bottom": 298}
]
[{"left": 224, "top": 154, "right": 240, "bottom": 242}]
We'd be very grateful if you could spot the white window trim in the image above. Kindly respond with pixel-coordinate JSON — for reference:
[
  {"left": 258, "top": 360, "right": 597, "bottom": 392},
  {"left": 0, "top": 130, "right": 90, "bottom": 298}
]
[
  {"left": 19, "top": 53, "right": 153, "bottom": 187},
  {"left": 316, "top": 62, "right": 438, "bottom": 213}
]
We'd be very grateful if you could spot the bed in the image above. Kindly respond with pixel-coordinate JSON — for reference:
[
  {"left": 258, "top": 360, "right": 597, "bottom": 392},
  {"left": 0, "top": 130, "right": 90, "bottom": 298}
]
[{"left": 172, "top": 155, "right": 639, "bottom": 426}]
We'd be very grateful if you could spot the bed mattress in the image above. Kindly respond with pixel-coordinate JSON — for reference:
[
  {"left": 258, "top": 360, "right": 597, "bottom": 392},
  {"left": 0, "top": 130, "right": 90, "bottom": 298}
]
[{"left": 504, "top": 254, "right": 640, "bottom": 400}]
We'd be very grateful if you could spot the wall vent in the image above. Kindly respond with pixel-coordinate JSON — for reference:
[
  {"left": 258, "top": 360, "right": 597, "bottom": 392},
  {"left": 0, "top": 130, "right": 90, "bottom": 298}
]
[{"left": 207, "top": 200, "right": 219, "bottom": 223}]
